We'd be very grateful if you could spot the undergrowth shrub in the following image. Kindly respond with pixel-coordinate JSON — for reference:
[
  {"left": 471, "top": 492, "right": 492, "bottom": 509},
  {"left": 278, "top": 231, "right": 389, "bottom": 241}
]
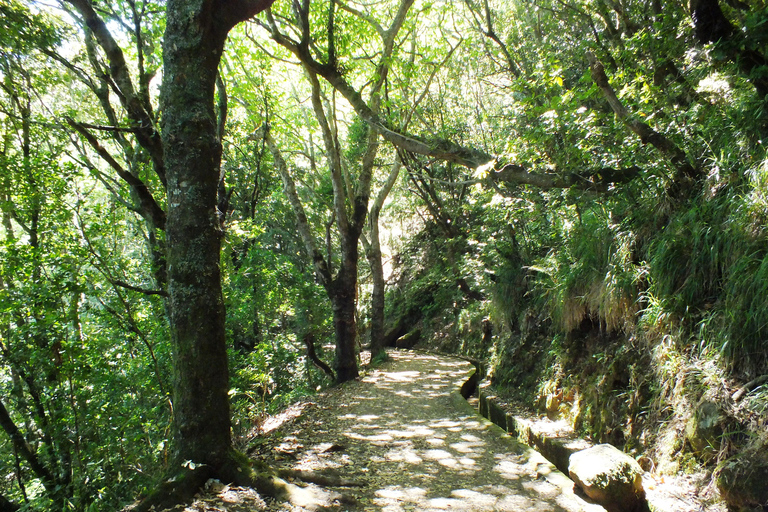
[
  {"left": 644, "top": 164, "right": 768, "bottom": 371},
  {"left": 530, "top": 206, "right": 640, "bottom": 333}
]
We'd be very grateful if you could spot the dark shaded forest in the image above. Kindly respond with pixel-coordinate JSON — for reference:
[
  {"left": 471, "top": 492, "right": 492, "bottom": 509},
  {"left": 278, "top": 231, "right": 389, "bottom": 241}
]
[{"left": 1, "top": 0, "right": 767, "bottom": 509}]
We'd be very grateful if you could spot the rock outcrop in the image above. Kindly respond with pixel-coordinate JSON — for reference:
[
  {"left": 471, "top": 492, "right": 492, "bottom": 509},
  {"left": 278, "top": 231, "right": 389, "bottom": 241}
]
[{"left": 685, "top": 399, "right": 723, "bottom": 461}]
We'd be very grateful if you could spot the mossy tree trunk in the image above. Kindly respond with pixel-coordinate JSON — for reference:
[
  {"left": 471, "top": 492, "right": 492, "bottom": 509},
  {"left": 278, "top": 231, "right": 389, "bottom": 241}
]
[
  {"left": 161, "top": 32, "right": 230, "bottom": 469},
  {"left": 68, "top": 0, "right": 274, "bottom": 478},
  {"left": 160, "top": 0, "right": 274, "bottom": 472}
]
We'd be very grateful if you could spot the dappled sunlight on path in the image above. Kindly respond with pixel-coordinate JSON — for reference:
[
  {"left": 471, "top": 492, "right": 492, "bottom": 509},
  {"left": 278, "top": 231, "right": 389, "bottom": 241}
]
[{"left": 267, "top": 351, "right": 602, "bottom": 511}]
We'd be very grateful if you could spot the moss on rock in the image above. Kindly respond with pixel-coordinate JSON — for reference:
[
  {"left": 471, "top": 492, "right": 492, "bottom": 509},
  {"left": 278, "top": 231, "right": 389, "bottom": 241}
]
[{"left": 716, "top": 451, "right": 768, "bottom": 511}]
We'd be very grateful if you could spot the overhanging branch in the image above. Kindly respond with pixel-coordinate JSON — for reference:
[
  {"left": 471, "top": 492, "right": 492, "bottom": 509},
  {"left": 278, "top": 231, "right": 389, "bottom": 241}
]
[{"left": 492, "top": 163, "right": 641, "bottom": 191}]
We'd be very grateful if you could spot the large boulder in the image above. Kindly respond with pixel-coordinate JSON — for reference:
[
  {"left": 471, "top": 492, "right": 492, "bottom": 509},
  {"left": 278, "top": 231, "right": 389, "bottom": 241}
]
[
  {"left": 395, "top": 328, "right": 421, "bottom": 349},
  {"left": 568, "top": 444, "right": 648, "bottom": 512}
]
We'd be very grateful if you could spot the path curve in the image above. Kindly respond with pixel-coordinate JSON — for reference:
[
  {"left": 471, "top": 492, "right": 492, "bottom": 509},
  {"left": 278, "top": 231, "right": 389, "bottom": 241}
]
[{"left": 261, "top": 351, "right": 604, "bottom": 511}]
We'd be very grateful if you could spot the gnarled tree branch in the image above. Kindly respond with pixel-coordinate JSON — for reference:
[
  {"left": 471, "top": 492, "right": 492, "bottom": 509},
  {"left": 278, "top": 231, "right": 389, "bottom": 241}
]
[
  {"left": 66, "top": 118, "right": 166, "bottom": 230},
  {"left": 587, "top": 52, "right": 700, "bottom": 189},
  {"left": 65, "top": 0, "right": 166, "bottom": 185}
]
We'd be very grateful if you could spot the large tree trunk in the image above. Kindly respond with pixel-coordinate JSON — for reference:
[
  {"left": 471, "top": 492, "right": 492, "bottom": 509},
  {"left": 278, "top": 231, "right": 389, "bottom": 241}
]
[
  {"left": 160, "top": 1, "right": 233, "bottom": 471},
  {"left": 330, "top": 264, "right": 360, "bottom": 382},
  {"left": 64, "top": 0, "right": 279, "bottom": 509}
]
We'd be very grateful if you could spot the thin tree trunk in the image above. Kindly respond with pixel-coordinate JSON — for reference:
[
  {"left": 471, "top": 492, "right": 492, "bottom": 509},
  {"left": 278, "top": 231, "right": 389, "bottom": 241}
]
[
  {"left": 366, "top": 239, "right": 387, "bottom": 359},
  {"left": 365, "top": 159, "right": 401, "bottom": 359},
  {"left": 0, "top": 400, "right": 58, "bottom": 498},
  {"left": 264, "top": 125, "right": 361, "bottom": 382},
  {"left": 261, "top": 0, "right": 415, "bottom": 381}
]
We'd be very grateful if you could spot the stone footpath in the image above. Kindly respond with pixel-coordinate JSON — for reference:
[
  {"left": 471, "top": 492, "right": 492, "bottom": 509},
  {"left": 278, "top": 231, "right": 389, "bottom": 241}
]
[
  {"left": 258, "top": 350, "right": 605, "bottom": 511},
  {"left": 160, "top": 350, "right": 727, "bottom": 512}
]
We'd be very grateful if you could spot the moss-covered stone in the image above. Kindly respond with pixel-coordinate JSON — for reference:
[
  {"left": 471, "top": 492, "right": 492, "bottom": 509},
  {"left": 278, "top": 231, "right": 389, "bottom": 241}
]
[
  {"left": 716, "top": 451, "right": 768, "bottom": 511},
  {"left": 395, "top": 327, "right": 421, "bottom": 349},
  {"left": 568, "top": 444, "right": 648, "bottom": 512},
  {"left": 685, "top": 400, "right": 723, "bottom": 461}
]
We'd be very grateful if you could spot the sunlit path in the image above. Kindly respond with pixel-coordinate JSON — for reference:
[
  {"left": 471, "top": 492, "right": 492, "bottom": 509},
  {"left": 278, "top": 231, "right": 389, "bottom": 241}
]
[{"left": 266, "top": 351, "right": 604, "bottom": 511}]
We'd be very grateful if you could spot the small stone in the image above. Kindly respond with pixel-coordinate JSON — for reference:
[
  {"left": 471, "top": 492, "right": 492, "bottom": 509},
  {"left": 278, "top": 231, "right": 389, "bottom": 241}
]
[
  {"left": 568, "top": 443, "right": 648, "bottom": 512},
  {"left": 322, "top": 443, "right": 347, "bottom": 453},
  {"left": 685, "top": 400, "right": 723, "bottom": 460},
  {"left": 545, "top": 391, "right": 561, "bottom": 419}
]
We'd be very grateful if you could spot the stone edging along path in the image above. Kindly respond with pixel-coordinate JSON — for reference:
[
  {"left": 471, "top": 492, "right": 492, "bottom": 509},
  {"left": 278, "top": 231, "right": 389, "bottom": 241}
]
[{"left": 471, "top": 376, "right": 717, "bottom": 512}]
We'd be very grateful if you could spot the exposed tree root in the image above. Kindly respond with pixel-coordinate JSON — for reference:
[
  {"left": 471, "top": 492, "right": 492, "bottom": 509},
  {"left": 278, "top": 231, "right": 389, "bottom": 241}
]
[
  {"left": 304, "top": 332, "right": 335, "bottom": 381},
  {"left": 122, "top": 464, "right": 218, "bottom": 512},
  {"left": 122, "top": 450, "right": 361, "bottom": 512},
  {"left": 277, "top": 468, "right": 366, "bottom": 488},
  {"left": 732, "top": 374, "right": 768, "bottom": 401}
]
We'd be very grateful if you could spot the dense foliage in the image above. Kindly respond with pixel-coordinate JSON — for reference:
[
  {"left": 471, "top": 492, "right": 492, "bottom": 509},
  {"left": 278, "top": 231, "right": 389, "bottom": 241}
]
[{"left": 1, "top": 0, "right": 767, "bottom": 509}]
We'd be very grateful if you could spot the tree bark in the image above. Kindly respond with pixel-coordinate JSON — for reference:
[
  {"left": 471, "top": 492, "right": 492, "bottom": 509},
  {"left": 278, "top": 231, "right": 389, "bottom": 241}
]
[
  {"left": 160, "top": 0, "right": 275, "bottom": 471},
  {"left": 161, "top": 7, "right": 231, "bottom": 469},
  {"left": 364, "top": 159, "right": 401, "bottom": 359},
  {"left": 303, "top": 332, "right": 335, "bottom": 380},
  {"left": 329, "top": 268, "right": 360, "bottom": 382},
  {"left": 0, "top": 399, "right": 58, "bottom": 497}
]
